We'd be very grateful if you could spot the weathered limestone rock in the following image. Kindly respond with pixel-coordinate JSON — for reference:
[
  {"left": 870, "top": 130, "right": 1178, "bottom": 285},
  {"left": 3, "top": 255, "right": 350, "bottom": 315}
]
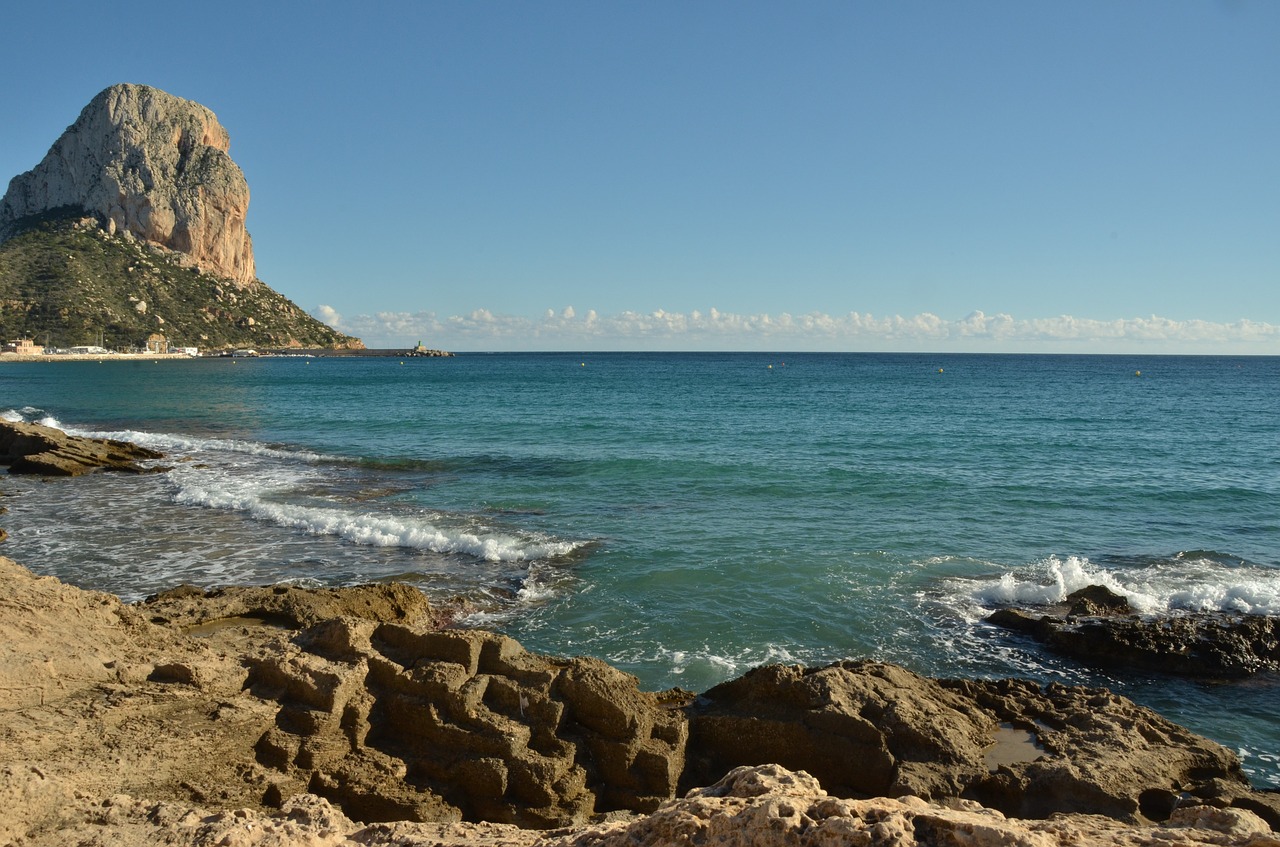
[
  {"left": 685, "top": 659, "right": 1251, "bottom": 824},
  {"left": 560, "top": 764, "right": 1279, "bottom": 847},
  {"left": 0, "top": 419, "right": 164, "bottom": 475},
  {"left": 142, "top": 580, "right": 439, "bottom": 631},
  {"left": 943, "top": 676, "right": 1251, "bottom": 822},
  {"left": 684, "top": 660, "right": 996, "bottom": 801},
  {"left": 988, "top": 585, "right": 1280, "bottom": 677},
  {"left": 3, "top": 550, "right": 1279, "bottom": 843},
  {"left": 10, "top": 764, "right": 1276, "bottom": 847},
  {"left": 0, "top": 84, "right": 256, "bottom": 286},
  {"left": 249, "top": 624, "right": 688, "bottom": 828}
]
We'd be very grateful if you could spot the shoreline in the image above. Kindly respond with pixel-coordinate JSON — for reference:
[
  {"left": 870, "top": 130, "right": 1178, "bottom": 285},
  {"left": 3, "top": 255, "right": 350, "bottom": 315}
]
[
  {"left": 2, "top": 552, "right": 1279, "bottom": 846},
  {"left": 0, "top": 352, "right": 197, "bottom": 362},
  {"left": 4, "top": 422, "right": 1280, "bottom": 845},
  {"left": 0, "top": 348, "right": 454, "bottom": 362}
]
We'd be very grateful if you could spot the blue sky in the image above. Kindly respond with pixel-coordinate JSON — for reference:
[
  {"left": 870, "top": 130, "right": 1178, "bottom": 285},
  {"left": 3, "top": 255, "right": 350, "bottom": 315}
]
[{"left": 2, "top": 1, "right": 1277, "bottom": 352}]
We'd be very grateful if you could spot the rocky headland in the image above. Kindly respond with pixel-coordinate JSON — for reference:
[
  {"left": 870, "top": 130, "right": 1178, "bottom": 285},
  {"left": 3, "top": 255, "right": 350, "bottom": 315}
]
[
  {"left": 1, "top": 84, "right": 257, "bottom": 286},
  {"left": 3, "top": 427, "right": 1280, "bottom": 845},
  {"left": 0, "top": 84, "right": 361, "bottom": 351}
]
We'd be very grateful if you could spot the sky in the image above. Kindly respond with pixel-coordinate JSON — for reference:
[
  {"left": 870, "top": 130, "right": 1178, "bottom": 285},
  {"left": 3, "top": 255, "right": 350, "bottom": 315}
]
[{"left": 1, "top": 1, "right": 1277, "bottom": 352}]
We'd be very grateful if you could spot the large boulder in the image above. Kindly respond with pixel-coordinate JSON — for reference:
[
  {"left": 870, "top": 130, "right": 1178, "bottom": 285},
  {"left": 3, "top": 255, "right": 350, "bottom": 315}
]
[{"left": 684, "top": 661, "right": 996, "bottom": 801}]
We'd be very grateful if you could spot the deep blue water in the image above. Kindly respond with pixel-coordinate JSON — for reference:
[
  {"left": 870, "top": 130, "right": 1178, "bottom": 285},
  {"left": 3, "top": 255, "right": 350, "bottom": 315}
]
[{"left": 2, "top": 352, "right": 1278, "bottom": 783}]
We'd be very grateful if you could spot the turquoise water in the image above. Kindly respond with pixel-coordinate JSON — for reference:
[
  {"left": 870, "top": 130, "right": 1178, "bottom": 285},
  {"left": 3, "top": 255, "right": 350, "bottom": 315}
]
[{"left": 3, "top": 352, "right": 1279, "bottom": 783}]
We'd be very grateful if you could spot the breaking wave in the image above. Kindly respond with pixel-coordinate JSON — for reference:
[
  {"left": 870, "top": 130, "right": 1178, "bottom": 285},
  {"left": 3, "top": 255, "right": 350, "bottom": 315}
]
[{"left": 969, "top": 553, "right": 1280, "bottom": 616}]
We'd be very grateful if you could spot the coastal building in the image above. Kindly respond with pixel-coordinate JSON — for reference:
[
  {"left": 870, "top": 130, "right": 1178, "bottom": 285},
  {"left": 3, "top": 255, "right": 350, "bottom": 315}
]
[{"left": 2, "top": 338, "right": 41, "bottom": 355}]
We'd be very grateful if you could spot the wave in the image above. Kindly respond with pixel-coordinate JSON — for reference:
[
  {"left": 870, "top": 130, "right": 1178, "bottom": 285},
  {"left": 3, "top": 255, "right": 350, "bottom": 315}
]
[
  {"left": 2, "top": 407, "right": 64, "bottom": 428},
  {"left": 970, "top": 553, "right": 1280, "bottom": 616},
  {"left": 4, "top": 409, "right": 589, "bottom": 568},
  {"left": 167, "top": 458, "right": 586, "bottom": 564},
  {"left": 82, "top": 427, "right": 339, "bottom": 464}
]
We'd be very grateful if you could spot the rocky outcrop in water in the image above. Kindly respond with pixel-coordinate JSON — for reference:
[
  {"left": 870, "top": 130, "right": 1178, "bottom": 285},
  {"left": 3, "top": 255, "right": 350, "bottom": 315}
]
[
  {"left": 0, "top": 419, "right": 164, "bottom": 475},
  {"left": 1, "top": 84, "right": 255, "bottom": 286},
  {"left": 988, "top": 586, "right": 1280, "bottom": 677}
]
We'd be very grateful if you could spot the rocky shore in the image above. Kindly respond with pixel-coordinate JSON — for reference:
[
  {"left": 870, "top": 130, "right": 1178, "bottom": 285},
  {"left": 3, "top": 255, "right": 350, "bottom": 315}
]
[
  {"left": 4, "top": 424, "right": 1280, "bottom": 845},
  {"left": 988, "top": 586, "right": 1280, "bottom": 678},
  {"left": 5, "top": 555, "right": 1280, "bottom": 846}
]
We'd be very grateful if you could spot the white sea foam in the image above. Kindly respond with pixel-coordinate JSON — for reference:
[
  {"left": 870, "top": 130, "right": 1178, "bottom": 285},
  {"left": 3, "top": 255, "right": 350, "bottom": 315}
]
[
  {"left": 2, "top": 407, "right": 63, "bottom": 428},
  {"left": 643, "top": 642, "right": 804, "bottom": 683},
  {"left": 167, "top": 462, "right": 583, "bottom": 564},
  {"left": 6, "top": 411, "right": 585, "bottom": 574},
  {"left": 70, "top": 425, "right": 337, "bottom": 463},
  {"left": 971, "top": 554, "right": 1280, "bottom": 616}
]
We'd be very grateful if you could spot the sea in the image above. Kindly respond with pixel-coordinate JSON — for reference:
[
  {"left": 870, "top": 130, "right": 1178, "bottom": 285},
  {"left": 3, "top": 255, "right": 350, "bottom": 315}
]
[{"left": 2, "top": 352, "right": 1278, "bottom": 785}]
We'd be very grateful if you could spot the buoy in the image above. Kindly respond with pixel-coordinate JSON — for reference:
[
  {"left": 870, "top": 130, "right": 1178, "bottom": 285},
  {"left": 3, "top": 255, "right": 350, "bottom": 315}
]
[
  {"left": 400, "top": 361, "right": 404, "bottom": 365},
  {"left": 768, "top": 364, "right": 773, "bottom": 369},
  {"left": 1135, "top": 370, "right": 1141, "bottom": 377},
  {"left": 938, "top": 368, "right": 944, "bottom": 374},
  {"left": 581, "top": 362, "right": 585, "bottom": 367}
]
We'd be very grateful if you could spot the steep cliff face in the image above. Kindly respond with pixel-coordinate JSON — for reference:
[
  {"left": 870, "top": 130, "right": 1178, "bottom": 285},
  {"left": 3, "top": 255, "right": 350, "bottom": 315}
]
[
  {"left": 0, "top": 84, "right": 363, "bottom": 350},
  {"left": 0, "top": 84, "right": 255, "bottom": 287}
]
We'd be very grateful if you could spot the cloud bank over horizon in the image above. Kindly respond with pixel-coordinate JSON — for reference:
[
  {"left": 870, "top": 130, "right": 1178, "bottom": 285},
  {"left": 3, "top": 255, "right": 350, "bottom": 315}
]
[{"left": 312, "top": 305, "right": 1280, "bottom": 354}]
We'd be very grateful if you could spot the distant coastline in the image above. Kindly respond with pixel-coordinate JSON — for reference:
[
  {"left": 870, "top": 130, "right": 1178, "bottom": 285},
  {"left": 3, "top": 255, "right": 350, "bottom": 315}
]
[
  {"left": 0, "top": 351, "right": 196, "bottom": 363},
  {"left": 0, "top": 347, "right": 453, "bottom": 363}
]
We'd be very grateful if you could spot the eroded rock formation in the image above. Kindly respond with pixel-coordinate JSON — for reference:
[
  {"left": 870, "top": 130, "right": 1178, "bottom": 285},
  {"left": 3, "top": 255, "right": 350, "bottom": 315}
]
[
  {"left": 7, "top": 763, "right": 1278, "bottom": 847},
  {"left": 683, "top": 659, "right": 1255, "bottom": 824},
  {"left": 0, "top": 84, "right": 256, "bottom": 286},
  {"left": 988, "top": 585, "right": 1280, "bottom": 677},
  {"left": 0, "top": 419, "right": 165, "bottom": 475},
  {"left": 3, "top": 552, "right": 1280, "bottom": 845},
  {"left": 247, "top": 623, "right": 688, "bottom": 827}
]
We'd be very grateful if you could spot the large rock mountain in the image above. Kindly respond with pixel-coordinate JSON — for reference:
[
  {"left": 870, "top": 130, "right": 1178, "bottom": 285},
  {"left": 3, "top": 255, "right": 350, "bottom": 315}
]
[
  {"left": 0, "top": 83, "right": 360, "bottom": 350},
  {"left": 2, "top": 84, "right": 255, "bottom": 286}
]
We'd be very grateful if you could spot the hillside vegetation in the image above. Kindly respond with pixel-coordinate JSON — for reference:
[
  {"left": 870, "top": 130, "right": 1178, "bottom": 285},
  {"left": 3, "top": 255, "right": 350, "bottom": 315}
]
[{"left": 0, "top": 209, "right": 360, "bottom": 351}]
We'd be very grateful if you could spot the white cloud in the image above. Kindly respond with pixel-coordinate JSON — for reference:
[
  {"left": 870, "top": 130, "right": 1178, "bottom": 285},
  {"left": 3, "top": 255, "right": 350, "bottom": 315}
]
[
  {"left": 318, "top": 306, "right": 1280, "bottom": 353},
  {"left": 311, "top": 304, "right": 343, "bottom": 329}
]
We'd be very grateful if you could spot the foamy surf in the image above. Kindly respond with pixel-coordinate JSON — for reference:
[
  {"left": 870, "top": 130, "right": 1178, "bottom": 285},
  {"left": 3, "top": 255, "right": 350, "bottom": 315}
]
[
  {"left": 3, "top": 409, "right": 590, "bottom": 570},
  {"left": 163, "top": 448, "right": 586, "bottom": 565},
  {"left": 968, "top": 553, "right": 1280, "bottom": 616}
]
